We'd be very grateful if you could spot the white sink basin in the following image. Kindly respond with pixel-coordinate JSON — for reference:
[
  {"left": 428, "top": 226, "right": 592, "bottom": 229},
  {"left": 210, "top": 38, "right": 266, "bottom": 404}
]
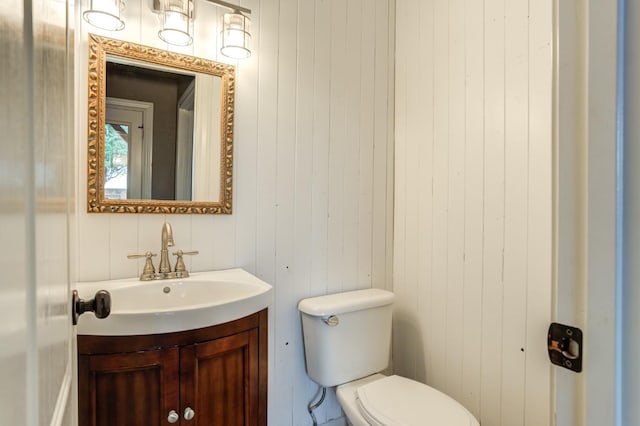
[{"left": 76, "top": 268, "right": 273, "bottom": 336}]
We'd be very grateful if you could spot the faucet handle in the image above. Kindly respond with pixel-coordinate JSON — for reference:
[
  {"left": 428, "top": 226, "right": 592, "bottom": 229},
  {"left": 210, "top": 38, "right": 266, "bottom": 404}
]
[
  {"left": 127, "top": 251, "right": 157, "bottom": 276},
  {"left": 175, "top": 250, "right": 199, "bottom": 256},
  {"left": 172, "top": 250, "right": 199, "bottom": 273}
]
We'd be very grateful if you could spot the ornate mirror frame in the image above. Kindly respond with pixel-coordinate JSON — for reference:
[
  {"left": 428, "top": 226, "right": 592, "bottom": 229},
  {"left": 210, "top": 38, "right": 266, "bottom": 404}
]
[{"left": 86, "top": 34, "right": 235, "bottom": 214}]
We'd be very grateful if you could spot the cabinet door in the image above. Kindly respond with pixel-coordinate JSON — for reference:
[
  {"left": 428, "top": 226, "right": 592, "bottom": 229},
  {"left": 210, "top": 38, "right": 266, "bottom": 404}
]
[
  {"left": 78, "top": 347, "right": 180, "bottom": 426},
  {"left": 180, "top": 329, "right": 259, "bottom": 425}
]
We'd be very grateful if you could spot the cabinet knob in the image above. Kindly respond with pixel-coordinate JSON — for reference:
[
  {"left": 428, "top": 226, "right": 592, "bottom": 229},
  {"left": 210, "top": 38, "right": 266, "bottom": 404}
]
[
  {"left": 184, "top": 407, "right": 195, "bottom": 420},
  {"left": 167, "top": 410, "right": 179, "bottom": 423}
]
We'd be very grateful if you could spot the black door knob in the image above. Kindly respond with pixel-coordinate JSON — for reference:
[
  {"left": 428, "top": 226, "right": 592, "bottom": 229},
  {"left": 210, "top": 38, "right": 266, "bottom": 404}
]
[{"left": 72, "top": 290, "right": 111, "bottom": 325}]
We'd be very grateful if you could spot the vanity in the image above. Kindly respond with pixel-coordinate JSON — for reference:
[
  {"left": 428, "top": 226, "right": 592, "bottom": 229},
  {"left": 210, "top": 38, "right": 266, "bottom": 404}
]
[
  {"left": 77, "top": 27, "right": 263, "bottom": 424},
  {"left": 76, "top": 269, "right": 272, "bottom": 426}
]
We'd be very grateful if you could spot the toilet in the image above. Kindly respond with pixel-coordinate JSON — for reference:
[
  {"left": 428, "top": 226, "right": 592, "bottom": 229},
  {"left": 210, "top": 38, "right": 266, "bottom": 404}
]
[{"left": 298, "top": 289, "right": 480, "bottom": 426}]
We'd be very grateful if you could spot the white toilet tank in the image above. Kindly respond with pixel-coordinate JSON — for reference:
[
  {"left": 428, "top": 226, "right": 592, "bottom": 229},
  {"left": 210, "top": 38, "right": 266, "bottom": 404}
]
[{"left": 298, "top": 289, "right": 394, "bottom": 387}]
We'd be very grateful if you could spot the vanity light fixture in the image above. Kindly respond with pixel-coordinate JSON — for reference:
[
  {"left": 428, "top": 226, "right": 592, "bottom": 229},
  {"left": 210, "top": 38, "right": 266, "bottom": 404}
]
[
  {"left": 158, "top": 0, "right": 194, "bottom": 46},
  {"left": 83, "top": 0, "right": 125, "bottom": 31},
  {"left": 206, "top": 0, "right": 252, "bottom": 59}
]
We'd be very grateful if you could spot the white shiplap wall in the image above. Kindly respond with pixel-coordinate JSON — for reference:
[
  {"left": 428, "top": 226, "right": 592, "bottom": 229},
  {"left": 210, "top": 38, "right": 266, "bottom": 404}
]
[
  {"left": 393, "top": 1, "right": 553, "bottom": 425},
  {"left": 75, "top": 0, "right": 394, "bottom": 424}
]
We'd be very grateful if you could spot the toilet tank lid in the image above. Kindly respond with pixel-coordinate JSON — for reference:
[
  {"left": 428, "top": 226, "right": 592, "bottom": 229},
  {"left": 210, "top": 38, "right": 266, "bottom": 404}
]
[{"left": 298, "top": 289, "right": 394, "bottom": 317}]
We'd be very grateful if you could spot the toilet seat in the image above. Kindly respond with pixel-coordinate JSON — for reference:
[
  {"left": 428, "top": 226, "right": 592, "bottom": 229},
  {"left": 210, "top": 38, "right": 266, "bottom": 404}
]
[{"left": 337, "top": 374, "right": 478, "bottom": 426}]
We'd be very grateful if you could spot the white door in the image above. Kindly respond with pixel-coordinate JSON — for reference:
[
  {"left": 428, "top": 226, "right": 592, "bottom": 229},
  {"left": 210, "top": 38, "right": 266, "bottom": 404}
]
[
  {"left": 0, "top": 1, "right": 76, "bottom": 425},
  {"left": 555, "top": 1, "right": 621, "bottom": 425},
  {"left": 622, "top": 1, "right": 640, "bottom": 425},
  {"left": 105, "top": 98, "right": 153, "bottom": 200}
]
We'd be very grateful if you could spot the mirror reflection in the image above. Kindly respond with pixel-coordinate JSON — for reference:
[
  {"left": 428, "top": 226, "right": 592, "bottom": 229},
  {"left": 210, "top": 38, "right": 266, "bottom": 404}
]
[
  {"left": 104, "top": 61, "right": 196, "bottom": 201},
  {"left": 87, "top": 34, "right": 235, "bottom": 214}
]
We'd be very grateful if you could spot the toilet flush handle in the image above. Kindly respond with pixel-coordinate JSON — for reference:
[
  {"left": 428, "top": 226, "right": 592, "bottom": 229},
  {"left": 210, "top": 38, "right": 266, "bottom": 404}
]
[{"left": 322, "top": 315, "right": 339, "bottom": 326}]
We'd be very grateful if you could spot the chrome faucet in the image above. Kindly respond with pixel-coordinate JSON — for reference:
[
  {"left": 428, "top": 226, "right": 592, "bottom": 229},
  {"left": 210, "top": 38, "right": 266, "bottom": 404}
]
[
  {"left": 127, "top": 222, "right": 199, "bottom": 281},
  {"left": 159, "top": 222, "right": 175, "bottom": 273}
]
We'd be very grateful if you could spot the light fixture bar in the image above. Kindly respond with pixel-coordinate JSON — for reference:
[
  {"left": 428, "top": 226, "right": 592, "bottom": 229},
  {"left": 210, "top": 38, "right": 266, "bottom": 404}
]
[{"left": 205, "top": 0, "right": 251, "bottom": 15}]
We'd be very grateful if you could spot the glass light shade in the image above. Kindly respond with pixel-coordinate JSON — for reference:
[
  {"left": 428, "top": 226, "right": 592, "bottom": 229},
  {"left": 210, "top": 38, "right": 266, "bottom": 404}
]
[
  {"left": 220, "top": 12, "right": 251, "bottom": 59},
  {"left": 83, "top": 0, "right": 125, "bottom": 31},
  {"left": 158, "top": 0, "right": 193, "bottom": 46}
]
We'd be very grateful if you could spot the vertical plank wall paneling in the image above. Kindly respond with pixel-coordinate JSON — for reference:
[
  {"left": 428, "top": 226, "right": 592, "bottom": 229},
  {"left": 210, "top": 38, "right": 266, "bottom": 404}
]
[
  {"left": 462, "top": 0, "right": 484, "bottom": 416},
  {"left": 482, "top": 0, "right": 508, "bottom": 420},
  {"left": 525, "top": 1, "right": 554, "bottom": 425},
  {"left": 393, "top": 1, "right": 553, "bottom": 426},
  {"left": 75, "top": 0, "right": 395, "bottom": 424}
]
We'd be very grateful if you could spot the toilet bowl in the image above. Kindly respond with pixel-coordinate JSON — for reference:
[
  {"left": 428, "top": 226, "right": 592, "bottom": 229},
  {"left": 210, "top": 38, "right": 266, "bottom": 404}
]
[{"left": 298, "top": 289, "right": 480, "bottom": 426}]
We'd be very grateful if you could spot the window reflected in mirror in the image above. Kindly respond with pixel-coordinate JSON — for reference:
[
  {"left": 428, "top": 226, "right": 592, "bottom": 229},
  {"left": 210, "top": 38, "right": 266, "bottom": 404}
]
[{"left": 104, "top": 122, "right": 129, "bottom": 199}]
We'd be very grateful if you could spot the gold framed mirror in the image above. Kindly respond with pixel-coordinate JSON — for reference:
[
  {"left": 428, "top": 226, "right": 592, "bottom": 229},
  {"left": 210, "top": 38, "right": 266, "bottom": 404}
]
[{"left": 87, "top": 34, "right": 235, "bottom": 214}]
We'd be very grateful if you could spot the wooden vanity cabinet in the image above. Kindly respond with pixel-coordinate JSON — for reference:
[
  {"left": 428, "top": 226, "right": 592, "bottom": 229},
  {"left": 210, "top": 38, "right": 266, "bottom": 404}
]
[{"left": 78, "top": 309, "right": 267, "bottom": 426}]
